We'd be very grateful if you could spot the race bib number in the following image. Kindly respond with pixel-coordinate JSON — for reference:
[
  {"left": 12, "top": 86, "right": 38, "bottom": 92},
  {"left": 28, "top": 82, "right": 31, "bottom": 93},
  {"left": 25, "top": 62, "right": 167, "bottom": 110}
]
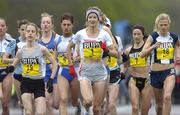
[
  {"left": 58, "top": 54, "right": 69, "bottom": 66},
  {"left": 22, "top": 64, "right": 40, "bottom": 76},
  {"left": 157, "top": 48, "right": 174, "bottom": 60},
  {"left": 130, "top": 57, "right": 147, "bottom": 67},
  {"left": 106, "top": 56, "right": 118, "bottom": 68},
  {"left": 83, "top": 48, "right": 102, "bottom": 59},
  {"left": 83, "top": 42, "right": 102, "bottom": 59}
]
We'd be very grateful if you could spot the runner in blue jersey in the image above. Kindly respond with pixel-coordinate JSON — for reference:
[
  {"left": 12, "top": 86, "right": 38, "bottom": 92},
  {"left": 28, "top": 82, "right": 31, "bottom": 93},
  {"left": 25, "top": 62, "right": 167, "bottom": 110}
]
[{"left": 39, "top": 12, "right": 60, "bottom": 114}]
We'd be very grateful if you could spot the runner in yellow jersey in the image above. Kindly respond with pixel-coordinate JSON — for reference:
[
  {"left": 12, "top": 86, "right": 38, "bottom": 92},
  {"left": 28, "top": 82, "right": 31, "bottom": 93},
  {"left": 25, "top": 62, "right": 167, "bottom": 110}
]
[{"left": 39, "top": 12, "right": 60, "bottom": 114}]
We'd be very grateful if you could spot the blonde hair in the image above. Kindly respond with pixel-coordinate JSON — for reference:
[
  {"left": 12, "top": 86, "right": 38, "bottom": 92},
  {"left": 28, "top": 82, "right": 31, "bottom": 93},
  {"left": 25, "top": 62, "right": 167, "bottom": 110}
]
[
  {"left": 100, "top": 13, "right": 107, "bottom": 25},
  {"left": 154, "top": 13, "right": 171, "bottom": 31},
  {"left": 25, "top": 22, "right": 39, "bottom": 34},
  {"left": 41, "top": 12, "right": 54, "bottom": 24}
]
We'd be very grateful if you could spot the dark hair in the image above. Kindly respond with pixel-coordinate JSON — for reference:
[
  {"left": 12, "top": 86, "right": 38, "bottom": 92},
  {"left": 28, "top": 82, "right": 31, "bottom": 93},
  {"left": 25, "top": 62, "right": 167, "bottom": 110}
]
[
  {"left": 17, "top": 19, "right": 29, "bottom": 29},
  {"left": 132, "top": 24, "right": 148, "bottom": 39},
  {"left": 60, "top": 13, "right": 74, "bottom": 24}
]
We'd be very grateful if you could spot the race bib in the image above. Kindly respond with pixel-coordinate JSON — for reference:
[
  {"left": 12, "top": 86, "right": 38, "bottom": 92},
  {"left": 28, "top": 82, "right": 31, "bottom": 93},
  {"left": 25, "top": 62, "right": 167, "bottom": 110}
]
[
  {"left": 83, "top": 48, "right": 102, "bottom": 59},
  {"left": 157, "top": 48, "right": 174, "bottom": 60},
  {"left": 22, "top": 64, "right": 40, "bottom": 76},
  {"left": 58, "top": 54, "right": 69, "bottom": 66},
  {"left": 45, "top": 51, "right": 54, "bottom": 64},
  {"left": 106, "top": 56, "right": 118, "bottom": 68},
  {"left": 130, "top": 57, "right": 147, "bottom": 67},
  {"left": 0, "top": 55, "right": 8, "bottom": 68},
  {"left": 83, "top": 42, "right": 102, "bottom": 59}
]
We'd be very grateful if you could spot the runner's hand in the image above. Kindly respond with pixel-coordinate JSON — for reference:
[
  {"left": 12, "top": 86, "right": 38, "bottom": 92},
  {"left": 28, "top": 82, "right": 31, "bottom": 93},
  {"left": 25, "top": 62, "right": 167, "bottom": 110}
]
[
  {"left": 5, "top": 65, "right": 15, "bottom": 74},
  {"left": 46, "top": 78, "right": 53, "bottom": 93},
  {"left": 100, "top": 41, "right": 109, "bottom": 57},
  {"left": 119, "top": 72, "right": 125, "bottom": 80}
]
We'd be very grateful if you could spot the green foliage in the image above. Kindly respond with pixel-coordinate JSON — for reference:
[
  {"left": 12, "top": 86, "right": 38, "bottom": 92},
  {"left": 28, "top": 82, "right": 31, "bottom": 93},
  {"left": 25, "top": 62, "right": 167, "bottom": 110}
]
[
  {"left": 0, "top": 0, "right": 8, "bottom": 17},
  {"left": 0, "top": 0, "right": 179, "bottom": 37}
]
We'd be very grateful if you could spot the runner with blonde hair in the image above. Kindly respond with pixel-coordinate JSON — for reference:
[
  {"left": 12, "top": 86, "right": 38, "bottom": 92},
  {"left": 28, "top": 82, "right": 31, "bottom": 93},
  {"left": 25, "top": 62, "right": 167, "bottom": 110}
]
[
  {"left": 140, "top": 13, "right": 180, "bottom": 115},
  {"left": 39, "top": 12, "right": 60, "bottom": 114}
]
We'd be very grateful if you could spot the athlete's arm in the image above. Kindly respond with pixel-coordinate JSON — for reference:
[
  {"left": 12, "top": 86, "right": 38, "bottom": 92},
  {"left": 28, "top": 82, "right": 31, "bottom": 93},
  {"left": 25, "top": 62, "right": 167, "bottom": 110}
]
[
  {"left": 140, "top": 35, "right": 160, "bottom": 58},
  {"left": 103, "top": 30, "right": 118, "bottom": 58},
  {"left": 73, "top": 43, "right": 80, "bottom": 62},
  {"left": 107, "top": 44, "right": 118, "bottom": 58},
  {"left": 103, "top": 26, "right": 118, "bottom": 49},
  {"left": 66, "top": 42, "right": 75, "bottom": 65},
  {"left": 121, "top": 47, "right": 130, "bottom": 73},
  {"left": 3, "top": 53, "right": 14, "bottom": 64},
  {"left": 3, "top": 40, "right": 16, "bottom": 63},
  {"left": 175, "top": 38, "right": 180, "bottom": 63},
  {"left": 176, "top": 38, "right": 180, "bottom": 47},
  {"left": 53, "top": 48, "right": 58, "bottom": 61},
  {"left": 12, "top": 50, "right": 21, "bottom": 67},
  {"left": 42, "top": 47, "right": 58, "bottom": 79}
]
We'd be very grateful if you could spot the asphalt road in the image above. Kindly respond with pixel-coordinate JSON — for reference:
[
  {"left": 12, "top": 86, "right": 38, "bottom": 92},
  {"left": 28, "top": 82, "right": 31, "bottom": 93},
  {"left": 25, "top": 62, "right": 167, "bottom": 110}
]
[{"left": 1, "top": 104, "right": 179, "bottom": 115}]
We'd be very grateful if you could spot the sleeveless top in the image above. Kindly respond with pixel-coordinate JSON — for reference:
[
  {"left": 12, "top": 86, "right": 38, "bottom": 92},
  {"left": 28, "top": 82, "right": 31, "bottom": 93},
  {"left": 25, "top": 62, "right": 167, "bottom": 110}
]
[
  {"left": 20, "top": 43, "right": 45, "bottom": 79},
  {"left": 151, "top": 32, "right": 178, "bottom": 64},
  {"left": 39, "top": 33, "right": 60, "bottom": 64},
  {"left": 56, "top": 35, "right": 74, "bottom": 66},
  {"left": 129, "top": 43, "right": 148, "bottom": 67}
]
